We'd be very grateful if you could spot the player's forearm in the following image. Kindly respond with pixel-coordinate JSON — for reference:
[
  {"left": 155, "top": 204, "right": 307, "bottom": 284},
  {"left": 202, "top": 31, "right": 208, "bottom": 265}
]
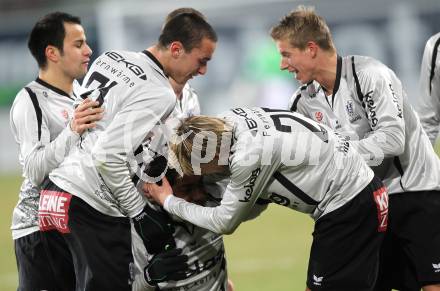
[
  {"left": 350, "top": 125, "right": 405, "bottom": 166},
  {"left": 164, "top": 195, "right": 241, "bottom": 234},
  {"left": 24, "top": 126, "right": 79, "bottom": 186},
  {"left": 93, "top": 157, "right": 146, "bottom": 218}
]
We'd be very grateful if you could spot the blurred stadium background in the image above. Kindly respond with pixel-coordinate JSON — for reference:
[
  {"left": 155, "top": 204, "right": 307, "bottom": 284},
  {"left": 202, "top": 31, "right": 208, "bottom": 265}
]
[{"left": 1, "top": 0, "right": 440, "bottom": 290}]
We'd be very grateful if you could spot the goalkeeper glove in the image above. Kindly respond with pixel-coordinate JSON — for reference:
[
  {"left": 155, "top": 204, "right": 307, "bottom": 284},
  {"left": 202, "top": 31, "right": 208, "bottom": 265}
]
[
  {"left": 144, "top": 248, "right": 188, "bottom": 286},
  {"left": 132, "top": 203, "right": 176, "bottom": 254}
]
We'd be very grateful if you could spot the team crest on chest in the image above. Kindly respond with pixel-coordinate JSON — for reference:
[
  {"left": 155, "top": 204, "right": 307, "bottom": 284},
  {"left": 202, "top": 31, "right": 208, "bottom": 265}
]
[
  {"left": 346, "top": 100, "right": 361, "bottom": 123},
  {"left": 314, "top": 111, "right": 323, "bottom": 122},
  {"left": 346, "top": 100, "right": 354, "bottom": 117},
  {"left": 61, "top": 109, "right": 69, "bottom": 121}
]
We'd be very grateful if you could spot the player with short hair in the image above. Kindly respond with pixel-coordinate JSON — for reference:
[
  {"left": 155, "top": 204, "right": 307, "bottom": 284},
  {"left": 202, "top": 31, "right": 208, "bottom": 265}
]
[
  {"left": 38, "top": 9, "right": 217, "bottom": 290},
  {"left": 147, "top": 107, "right": 388, "bottom": 291},
  {"left": 10, "top": 11, "right": 100, "bottom": 290},
  {"left": 272, "top": 6, "right": 440, "bottom": 291},
  {"left": 418, "top": 32, "right": 440, "bottom": 147}
]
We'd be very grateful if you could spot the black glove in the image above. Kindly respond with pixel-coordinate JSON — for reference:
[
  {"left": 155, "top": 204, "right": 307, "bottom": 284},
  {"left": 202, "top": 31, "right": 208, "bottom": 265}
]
[
  {"left": 132, "top": 204, "right": 176, "bottom": 254},
  {"left": 144, "top": 248, "right": 188, "bottom": 286}
]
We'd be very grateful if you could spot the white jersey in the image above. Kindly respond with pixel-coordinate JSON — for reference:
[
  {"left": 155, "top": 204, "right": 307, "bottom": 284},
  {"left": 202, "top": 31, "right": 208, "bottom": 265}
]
[
  {"left": 9, "top": 78, "right": 80, "bottom": 239},
  {"left": 418, "top": 32, "right": 440, "bottom": 144},
  {"left": 49, "top": 50, "right": 175, "bottom": 218},
  {"left": 132, "top": 196, "right": 228, "bottom": 291},
  {"left": 132, "top": 86, "right": 232, "bottom": 291},
  {"left": 164, "top": 107, "right": 374, "bottom": 234},
  {"left": 149, "top": 83, "right": 201, "bottom": 158},
  {"left": 289, "top": 55, "right": 440, "bottom": 195},
  {"left": 173, "top": 84, "right": 201, "bottom": 120}
]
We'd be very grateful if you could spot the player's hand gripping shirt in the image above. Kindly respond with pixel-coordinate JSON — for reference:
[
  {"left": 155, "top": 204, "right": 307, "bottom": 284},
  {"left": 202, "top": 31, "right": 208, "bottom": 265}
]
[
  {"left": 289, "top": 55, "right": 440, "bottom": 195},
  {"left": 49, "top": 50, "right": 175, "bottom": 218},
  {"left": 10, "top": 79, "right": 80, "bottom": 239},
  {"left": 164, "top": 107, "right": 374, "bottom": 234},
  {"left": 418, "top": 32, "right": 440, "bottom": 145}
]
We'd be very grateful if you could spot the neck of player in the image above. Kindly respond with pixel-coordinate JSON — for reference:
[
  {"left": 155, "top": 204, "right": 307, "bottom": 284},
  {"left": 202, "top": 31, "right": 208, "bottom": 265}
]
[
  {"left": 39, "top": 68, "right": 74, "bottom": 95},
  {"left": 315, "top": 52, "right": 338, "bottom": 96}
]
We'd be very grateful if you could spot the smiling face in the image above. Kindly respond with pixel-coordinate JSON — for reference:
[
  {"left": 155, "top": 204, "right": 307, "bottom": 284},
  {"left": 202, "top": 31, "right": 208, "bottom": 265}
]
[
  {"left": 170, "top": 37, "right": 216, "bottom": 84},
  {"left": 275, "top": 38, "right": 316, "bottom": 84},
  {"left": 57, "top": 22, "right": 92, "bottom": 79}
]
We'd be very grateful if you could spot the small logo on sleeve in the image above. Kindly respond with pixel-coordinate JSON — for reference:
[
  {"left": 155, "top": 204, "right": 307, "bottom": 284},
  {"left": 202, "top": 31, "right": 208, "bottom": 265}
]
[
  {"left": 238, "top": 168, "right": 261, "bottom": 202},
  {"left": 433, "top": 263, "right": 440, "bottom": 273}
]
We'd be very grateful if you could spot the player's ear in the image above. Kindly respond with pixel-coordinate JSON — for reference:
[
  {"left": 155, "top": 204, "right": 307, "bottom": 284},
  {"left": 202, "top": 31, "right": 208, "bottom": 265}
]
[
  {"left": 45, "top": 45, "right": 61, "bottom": 63},
  {"left": 170, "top": 41, "right": 184, "bottom": 58},
  {"left": 306, "top": 41, "right": 318, "bottom": 58}
]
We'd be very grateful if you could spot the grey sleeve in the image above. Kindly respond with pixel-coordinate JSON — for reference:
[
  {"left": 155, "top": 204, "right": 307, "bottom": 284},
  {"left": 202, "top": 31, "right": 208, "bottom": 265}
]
[
  {"left": 92, "top": 87, "right": 175, "bottom": 218},
  {"left": 10, "top": 90, "right": 79, "bottom": 186},
  {"left": 418, "top": 34, "right": 440, "bottom": 144},
  {"left": 350, "top": 68, "right": 405, "bottom": 165}
]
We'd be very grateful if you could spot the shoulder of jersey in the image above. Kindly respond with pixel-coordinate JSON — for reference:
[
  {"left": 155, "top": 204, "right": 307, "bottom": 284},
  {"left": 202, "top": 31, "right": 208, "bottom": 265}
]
[
  {"left": 20, "top": 81, "right": 50, "bottom": 99},
  {"left": 429, "top": 32, "right": 440, "bottom": 45},
  {"left": 351, "top": 55, "right": 387, "bottom": 75},
  {"left": 99, "top": 50, "right": 164, "bottom": 82}
]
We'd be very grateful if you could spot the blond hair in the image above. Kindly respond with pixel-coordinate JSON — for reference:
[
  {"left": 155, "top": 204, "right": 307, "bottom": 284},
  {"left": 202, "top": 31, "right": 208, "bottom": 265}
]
[
  {"left": 270, "top": 5, "right": 335, "bottom": 52},
  {"left": 171, "top": 115, "right": 232, "bottom": 176}
]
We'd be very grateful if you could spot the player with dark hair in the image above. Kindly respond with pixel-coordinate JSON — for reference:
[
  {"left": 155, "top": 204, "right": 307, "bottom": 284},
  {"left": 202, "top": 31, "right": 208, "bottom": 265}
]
[
  {"left": 10, "top": 11, "right": 100, "bottom": 290},
  {"left": 38, "top": 8, "right": 217, "bottom": 290}
]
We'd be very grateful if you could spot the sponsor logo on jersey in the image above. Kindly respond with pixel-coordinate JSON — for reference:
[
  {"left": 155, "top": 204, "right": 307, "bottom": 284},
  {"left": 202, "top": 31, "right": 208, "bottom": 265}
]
[
  {"left": 238, "top": 168, "right": 261, "bottom": 202},
  {"left": 314, "top": 111, "right": 323, "bottom": 122},
  {"left": 364, "top": 90, "right": 378, "bottom": 128},
  {"left": 184, "top": 247, "right": 225, "bottom": 278},
  {"left": 313, "top": 275, "right": 323, "bottom": 286},
  {"left": 268, "top": 192, "right": 290, "bottom": 206},
  {"left": 389, "top": 83, "right": 403, "bottom": 118},
  {"left": 433, "top": 263, "right": 440, "bottom": 273},
  {"left": 373, "top": 187, "right": 388, "bottom": 232},
  {"left": 105, "top": 51, "right": 147, "bottom": 80},
  {"left": 38, "top": 190, "right": 72, "bottom": 233},
  {"left": 335, "top": 133, "right": 350, "bottom": 155},
  {"left": 232, "top": 108, "right": 257, "bottom": 130}
]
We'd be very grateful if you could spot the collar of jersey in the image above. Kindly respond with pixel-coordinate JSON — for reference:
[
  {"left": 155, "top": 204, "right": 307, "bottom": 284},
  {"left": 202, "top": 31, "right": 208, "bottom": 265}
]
[
  {"left": 321, "top": 55, "right": 342, "bottom": 108},
  {"left": 35, "top": 77, "right": 73, "bottom": 99},
  {"left": 142, "top": 50, "right": 168, "bottom": 79}
]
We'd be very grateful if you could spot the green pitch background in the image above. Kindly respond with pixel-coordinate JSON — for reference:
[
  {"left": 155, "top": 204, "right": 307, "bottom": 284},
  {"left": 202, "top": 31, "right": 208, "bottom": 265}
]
[{"left": 0, "top": 174, "right": 314, "bottom": 291}]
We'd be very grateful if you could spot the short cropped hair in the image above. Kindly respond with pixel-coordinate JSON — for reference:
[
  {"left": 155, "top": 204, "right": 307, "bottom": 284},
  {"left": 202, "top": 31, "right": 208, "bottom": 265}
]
[
  {"left": 159, "top": 9, "right": 217, "bottom": 52},
  {"left": 270, "top": 5, "right": 335, "bottom": 52},
  {"left": 164, "top": 7, "right": 206, "bottom": 24},
  {"left": 172, "top": 115, "right": 232, "bottom": 176},
  {"left": 28, "top": 12, "right": 81, "bottom": 68}
]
